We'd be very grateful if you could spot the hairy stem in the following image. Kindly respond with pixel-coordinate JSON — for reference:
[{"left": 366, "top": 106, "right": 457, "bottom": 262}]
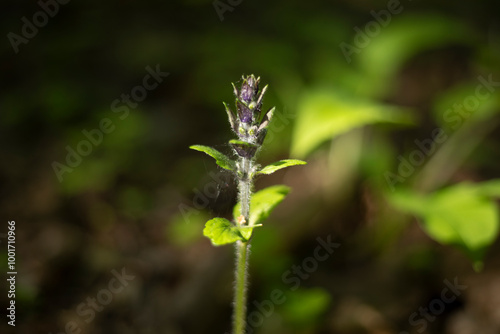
[
  {"left": 234, "top": 240, "right": 249, "bottom": 334},
  {"left": 234, "top": 156, "right": 253, "bottom": 334},
  {"left": 238, "top": 157, "right": 251, "bottom": 222}
]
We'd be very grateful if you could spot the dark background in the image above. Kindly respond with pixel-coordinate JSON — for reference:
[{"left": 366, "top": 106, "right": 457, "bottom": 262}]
[{"left": 1, "top": 1, "right": 500, "bottom": 333}]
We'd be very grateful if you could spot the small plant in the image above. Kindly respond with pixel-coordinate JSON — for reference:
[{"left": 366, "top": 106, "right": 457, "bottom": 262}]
[{"left": 190, "top": 75, "right": 306, "bottom": 333}]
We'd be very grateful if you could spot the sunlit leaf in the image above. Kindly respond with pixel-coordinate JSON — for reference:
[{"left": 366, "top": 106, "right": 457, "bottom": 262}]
[
  {"left": 257, "top": 159, "right": 307, "bottom": 175},
  {"left": 203, "top": 218, "right": 247, "bottom": 246},
  {"left": 189, "top": 145, "right": 235, "bottom": 171},
  {"left": 233, "top": 185, "right": 290, "bottom": 226},
  {"left": 291, "top": 90, "right": 414, "bottom": 158},
  {"left": 388, "top": 182, "right": 500, "bottom": 266}
]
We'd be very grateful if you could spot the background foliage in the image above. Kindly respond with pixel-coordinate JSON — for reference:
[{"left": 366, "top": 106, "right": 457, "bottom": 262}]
[{"left": 1, "top": 0, "right": 500, "bottom": 333}]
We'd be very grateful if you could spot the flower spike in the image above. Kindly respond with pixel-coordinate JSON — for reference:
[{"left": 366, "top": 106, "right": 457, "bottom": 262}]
[{"left": 223, "top": 74, "right": 273, "bottom": 153}]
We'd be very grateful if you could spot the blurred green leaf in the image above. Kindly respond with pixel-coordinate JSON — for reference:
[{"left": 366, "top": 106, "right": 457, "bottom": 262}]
[
  {"left": 203, "top": 217, "right": 248, "bottom": 246},
  {"left": 280, "top": 288, "right": 331, "bottom": 327},
  {"left": 250, "top": 226, "right": 290, "bottom": 279},
  {"left": 102, "top": 111, "right": 147, "bottom": 151},
  {"left": 359, "top": 133, "right": 396, "bottom": 185},
  {"left": 257, "top": 159, "right": 307, "bottom": 175},
  {"left": 118, "top": 187, "right": 151, "bottom": 219},
  {"left": 432, "top": 81, "right": 500, "bottom": 131},
  {"left": 60, "top": 158, "right": 116, "bottom": 194},
  {"left": 291, "top": 90, "right": 414, "bottom": 158},
  {"left": 43, "top": 82, "right": 82, "bottom": 121},
  {"left": 190, "top": 145, "right": 236, "bottom": 171},
  {"left": 358, "top": 14, "right": 475, "bottom": 96},
  {"left": 168, "top": 209, "right": 209, "bottom": 247},
  {"left": 389, "top": 181, "right": 500, "bottom": 266},
  {"left": 476, "top": 179, "right": 500, "bottom": 197},
  {"left": 233, "top": 185, "right": 290, "bottom": 226},
  {"left": 59, "top": 112, "right": 147, "bottom": 193}
]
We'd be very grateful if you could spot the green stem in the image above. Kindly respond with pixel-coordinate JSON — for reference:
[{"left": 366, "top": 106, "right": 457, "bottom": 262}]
[
  {"left": 234, "top": 240, "right": 249, "bottom": 334},
  {"left": 238, "top": 157, "right": 251, "bottom": 222},
  {"left": 233, "top": 156, "right": 253, "bottom": 334}
]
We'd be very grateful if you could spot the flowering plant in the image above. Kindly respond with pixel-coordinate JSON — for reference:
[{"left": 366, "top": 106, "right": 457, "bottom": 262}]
[{"left": 190, "top": 75, "right": 306, "bottom": 333}]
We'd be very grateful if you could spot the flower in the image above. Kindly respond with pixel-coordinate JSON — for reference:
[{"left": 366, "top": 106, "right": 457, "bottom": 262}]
[
  {"left": 224, "top": 75, "right": 275, "bottom": 158},
  {"left": 239, "top": 75, "right": 258, "bottom": 104}
]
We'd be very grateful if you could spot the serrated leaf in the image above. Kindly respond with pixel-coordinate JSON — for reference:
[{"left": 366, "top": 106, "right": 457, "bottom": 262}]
[
  {"left": 388, "top": 182, "right": 500, "bottom": 266},
  {"left": 203, "top": 218, "right": 246, "bottom": 246},
  {"left": 233, "top": 185, "right": 290, "bottom": 226},
  {"left": 257, "top": 159, "right": 307, "bottom": 175},
  {"left": 190, "top": 145, "right": 235, "bottom": 171}
]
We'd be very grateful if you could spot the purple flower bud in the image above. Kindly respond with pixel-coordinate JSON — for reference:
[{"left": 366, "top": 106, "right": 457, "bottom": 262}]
[
  {"left": 240, "top": 75, "right": 259, "bottom": 103},
  {"left": 237, "top": 101, "right": 253, "bottom": 124},
  {"left": 234, "top": 75, "right": 263, "bottom": 125},
  {"left": 225, "top": 75, "right": 274, "bottom": 146}
]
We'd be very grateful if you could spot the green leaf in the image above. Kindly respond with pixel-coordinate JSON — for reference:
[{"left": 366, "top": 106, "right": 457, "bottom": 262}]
[
  {"left": 168, "top": 209, "right": 209, "bottom": 247},
  {"left": 475, "top": 179, "right": 500, "bottom": 198},
  {"left": 257, "top": 159, "right": 307, "bottom": 175},
  {"left": 432, "top": 83, "right": 500, "bottom": 131},
  {"left": 291, "top": 90, "right": 415, "bottom": 158},
  {"left": 280, "top": 288, "right": 331, "bottom": 327},
  {"left": 228, "top": 139, "right": 259, "bottom": 148},
  {"left": 233, "top": 185, "right": 290, "bottom": 226},
  {"left": 239, "top": 225, "right": 261, "bottom": 241},
  {"left": 358, "top": 14, "right": 475, "bottom": 96},
  {"left": 203, "top": 218, "right": 247, "bottom": 246},
  {"left": 388, "top": 182, "right": 500, "bottom": 266},
  {"left": 189, "top": 145, "right": 235, "bottom": 171}
]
